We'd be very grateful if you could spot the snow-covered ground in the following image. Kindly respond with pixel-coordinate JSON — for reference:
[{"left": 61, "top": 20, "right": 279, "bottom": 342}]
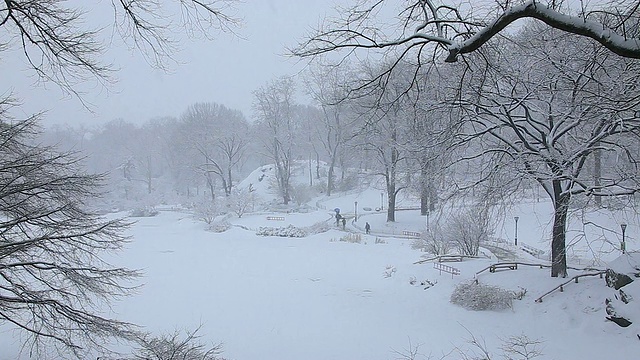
[
  {"left": 111, "top": 206, "right": 636, "bottom": 359},
  {"left": 2, "top": 173, "right": 639, "bottom": 359}
]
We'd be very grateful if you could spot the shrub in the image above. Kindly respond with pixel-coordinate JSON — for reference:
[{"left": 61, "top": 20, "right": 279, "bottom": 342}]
[
  {"left": 193, "top": 199, "right": 221, "bottom": 224},
  {"left": 446, "top": 206, "right": 493, "bottom": 256},
  {"left": 228, "top": 185, "right": 256, "bottom": 218},
  {"left": 450, "top": 281, "right": 513, "bottom": 311},
  {"left": 412, "top": 227, "right": 451, "bottom": 255}
]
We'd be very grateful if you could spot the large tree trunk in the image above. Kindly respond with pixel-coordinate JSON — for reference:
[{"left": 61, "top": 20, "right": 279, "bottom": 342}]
[
  {"left": 387, "top": 189, "right": 396, "bottom": 222},
  {"left": 551, "top": 179, "right": 569, "bottom": 277}
]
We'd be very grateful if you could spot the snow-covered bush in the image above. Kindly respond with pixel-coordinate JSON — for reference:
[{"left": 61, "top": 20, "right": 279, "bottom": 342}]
[
  {"left": 256, "top": 225, "right": 307, "bottom": 238},
  {"left": 450, "top": 281, "right": 513, "bottom": 311},
  {"left": 446, "top": 206, "right": 492, "bottom": 256},
  {"left": 228, "top": 185, "right": 256, "bottom": 218},
  {"left": 193, "top": 199, "right": 221, "bottom": 225}
]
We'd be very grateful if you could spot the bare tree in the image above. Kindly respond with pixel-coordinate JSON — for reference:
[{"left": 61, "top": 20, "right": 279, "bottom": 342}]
[
  {"left": 1, "top": 1, "right": 237, "bottom": 357},
  {"left": 1, "top": 0, "right": 238, "bottom": 97},
  {"left": 454, "top": 25, "right": 640, "bottom": 277},
  {"left": 295, "top": 1, "right": 640, "bottom": 278},
  {"left": 0, "top": 105, "right": 139, "bottom": 358},
  {"left": 178, "top": 103, "right": 249, "bottom": 199},
  {"left": 253, "top": 77, "right": 297, "bottom": 205},
  {"left": 304, "top": 63, "right": 358, "bottom": 196}
]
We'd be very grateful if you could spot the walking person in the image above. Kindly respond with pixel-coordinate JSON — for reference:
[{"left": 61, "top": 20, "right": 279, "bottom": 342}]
[
  {"left": 341, "top": 217, "right": 346, "bottom": 230},
  {"left": 365, "top": 222, "right": 370, "bottom": 234}
]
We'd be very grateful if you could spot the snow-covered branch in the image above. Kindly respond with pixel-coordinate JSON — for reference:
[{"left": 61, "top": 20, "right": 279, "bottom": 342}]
[{"left": 446, "top": 0, "right": 640, "bottom": 62}]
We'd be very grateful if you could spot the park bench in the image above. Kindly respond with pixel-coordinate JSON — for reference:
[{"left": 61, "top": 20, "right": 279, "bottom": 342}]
[
  {"left": 489, "top": 263, "right": 518, "bottom": 272},
  {"left": 402, "top": 230, "right": 421, "bottom": 238},
  {"left": 438, "top": 255, "right": 464, "bottom": 262},
  {"left": 266, "top": 216, "right": 285, "bottom": 221}
]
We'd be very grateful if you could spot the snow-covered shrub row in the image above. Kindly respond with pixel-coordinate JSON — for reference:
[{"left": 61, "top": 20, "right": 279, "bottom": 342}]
[
  {"left": 450, "top": 281, "right": 513, "bottom": 311},
  {"left": 256, "top": 225, "right": 307, "bottom": 238}
]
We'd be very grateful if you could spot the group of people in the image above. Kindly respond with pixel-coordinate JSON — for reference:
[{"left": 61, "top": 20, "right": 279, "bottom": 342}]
[
  {"left": 335, "top": 212, "right": 371, "bottom": 234},
  {"left": 335, "top": 213, "right": 347, "bottom": 229}
]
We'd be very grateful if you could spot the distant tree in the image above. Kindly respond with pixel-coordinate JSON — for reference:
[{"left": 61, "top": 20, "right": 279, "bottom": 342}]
[
  {"left": 304, "top": 63, "right": 358, "bottom": 196},
  {"left": 132, "top": 118, "right": 177, "bottom": 196},
  {"left": 351, "top": 61, "right": 420, "bottom": 222},
  {"left": 253, "top": 77, "right": 297, "bottom": 205},
  {"left": 178, "top": 103, "right": 249, "bottom": 199},
  {"left": 0, "top": 108, "right": 139, "bottom": 358},
  {"left": 85, "top": 119, "right": 141, "bottom": 201}
]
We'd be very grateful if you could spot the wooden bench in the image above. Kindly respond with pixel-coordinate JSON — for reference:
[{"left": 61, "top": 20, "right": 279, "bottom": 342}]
[
  {"left": 489, "top": 263, "right": 518, "bottom": 272},
  {"left": 439, "top": 255, "right": 464, "bottom": 262},
  {"left": 402, "top": 230, "right": 422, "bottom": 238},
  {"left": 266, "top": 216, "right": 285, "bottom": 221}
]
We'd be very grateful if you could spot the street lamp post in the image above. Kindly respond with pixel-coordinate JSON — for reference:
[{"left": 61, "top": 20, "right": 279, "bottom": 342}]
[
  {"left": 621, "top": 223, "right": 627, "bottom": 254},
  {"left": 426, "top": 210, "right": 430, "bottom": 231},
  {"left": 354, "top": 201, "right": 358, "bottom": 222},
  {"left": 514, "top": 216, "right": 519, "bottom": 246}
]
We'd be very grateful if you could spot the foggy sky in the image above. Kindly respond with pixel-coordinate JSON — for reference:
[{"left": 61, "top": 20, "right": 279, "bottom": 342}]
[{"left": 3, "top": 0, "right": 335, "bottom": 127}]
